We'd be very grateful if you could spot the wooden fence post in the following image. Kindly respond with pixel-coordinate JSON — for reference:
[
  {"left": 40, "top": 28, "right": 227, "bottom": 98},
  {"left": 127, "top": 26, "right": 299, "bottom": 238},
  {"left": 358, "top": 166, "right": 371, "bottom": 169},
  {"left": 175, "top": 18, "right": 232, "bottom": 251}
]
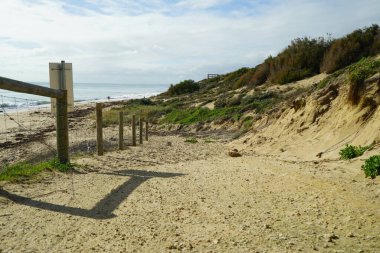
[
  {"left": 139, "top": 115, "right": 143, "bottom": 144},
  {"left": 96, "top": 103, "right": 103, "bottom": 155},
  {"left": 119, "top": 111, "right": 124, "bottom": 150},
  {"left": 132, "top": 115, "right": 136, "bottom": 146},
  {"left": 145, "top": 121, "right": 148, "bottom": 141},
  {"left": 56, "top": 90, "right": 69, "bottom": 163}
]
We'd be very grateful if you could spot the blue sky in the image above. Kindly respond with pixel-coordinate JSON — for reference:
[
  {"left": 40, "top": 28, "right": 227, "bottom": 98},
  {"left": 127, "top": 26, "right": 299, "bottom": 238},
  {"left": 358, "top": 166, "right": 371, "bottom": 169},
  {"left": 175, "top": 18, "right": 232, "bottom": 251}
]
[{"left": 0, "top": 0, "right": 379, "bottom": 84}]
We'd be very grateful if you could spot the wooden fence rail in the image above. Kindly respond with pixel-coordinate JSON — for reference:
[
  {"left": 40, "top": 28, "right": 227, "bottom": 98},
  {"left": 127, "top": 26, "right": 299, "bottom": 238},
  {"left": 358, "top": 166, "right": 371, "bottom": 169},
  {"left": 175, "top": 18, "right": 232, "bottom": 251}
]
[{"left": 0, "top": 76, "right": 64, "bottom": 98}]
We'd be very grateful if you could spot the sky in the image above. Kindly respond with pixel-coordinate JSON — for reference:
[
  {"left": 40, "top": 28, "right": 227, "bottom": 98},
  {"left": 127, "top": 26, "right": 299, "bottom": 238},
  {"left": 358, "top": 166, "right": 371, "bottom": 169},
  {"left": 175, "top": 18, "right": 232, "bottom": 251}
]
[{"left": 0, "top": 0, "right": 379, "bottom": 85}]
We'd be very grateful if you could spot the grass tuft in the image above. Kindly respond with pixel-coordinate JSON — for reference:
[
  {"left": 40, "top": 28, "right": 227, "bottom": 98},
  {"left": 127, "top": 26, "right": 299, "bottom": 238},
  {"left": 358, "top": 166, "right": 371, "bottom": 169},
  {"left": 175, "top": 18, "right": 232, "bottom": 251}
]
[{"left": 0, "top": 158, "right": 73, "bottom": 182}]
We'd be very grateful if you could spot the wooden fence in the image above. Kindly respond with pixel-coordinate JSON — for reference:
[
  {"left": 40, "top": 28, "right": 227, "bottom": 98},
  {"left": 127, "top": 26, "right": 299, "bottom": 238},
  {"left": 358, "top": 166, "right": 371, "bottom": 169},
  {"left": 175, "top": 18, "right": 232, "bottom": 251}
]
[
  {"left": 0, "top": 76, "right": 69, "bottom": 163},
  {"left": 95, "top": 103, "right": 149, "bottom": 156}
]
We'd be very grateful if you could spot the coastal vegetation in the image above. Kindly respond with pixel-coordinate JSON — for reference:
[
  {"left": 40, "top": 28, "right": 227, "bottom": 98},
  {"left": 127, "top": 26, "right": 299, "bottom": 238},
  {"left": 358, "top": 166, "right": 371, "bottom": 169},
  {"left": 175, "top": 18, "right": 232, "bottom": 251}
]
[
  {"left": 102, "top": 57, "right": 379, "bottom": 134},
  {"left": 347, "top": 57, "right": 380, "bottom": 104},
  {"left": 0, "top": 158, "right": 73, "bottom": 182},
  {"left": 362, "top": 155, "right": 380, "bottom": 179},
  {"left": 209, "top": 24, "right": 380, "bottom": 89},
  {"left": 166, "top": 79, "right": 200, "bottom": 96},
  {"left": 339, "top": 144, "right": 370, "bottom": 160},
  {"left": 321, "top": 24, "right": 380, "bottom": 73}
]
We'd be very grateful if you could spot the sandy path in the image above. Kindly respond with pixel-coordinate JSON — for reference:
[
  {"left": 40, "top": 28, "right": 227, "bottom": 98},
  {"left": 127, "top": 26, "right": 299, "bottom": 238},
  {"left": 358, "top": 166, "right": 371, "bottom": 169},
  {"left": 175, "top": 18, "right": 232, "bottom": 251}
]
[{"left": 0, "top": 135, "right": 379, "bottom": 252}]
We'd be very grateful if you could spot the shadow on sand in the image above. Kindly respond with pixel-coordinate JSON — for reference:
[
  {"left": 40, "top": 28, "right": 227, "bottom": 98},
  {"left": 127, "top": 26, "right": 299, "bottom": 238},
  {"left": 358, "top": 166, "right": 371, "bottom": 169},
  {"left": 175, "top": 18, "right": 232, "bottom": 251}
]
[{"left": 0, "top": 169, "right": 184, "bottom": 219}]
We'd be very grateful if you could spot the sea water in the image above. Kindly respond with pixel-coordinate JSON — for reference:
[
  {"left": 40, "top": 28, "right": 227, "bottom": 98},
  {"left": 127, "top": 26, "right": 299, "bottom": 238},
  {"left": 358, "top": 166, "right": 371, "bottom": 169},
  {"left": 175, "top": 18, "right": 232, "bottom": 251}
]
[{"left": 0, "top": 82, "right": 169, "bottom": 109}]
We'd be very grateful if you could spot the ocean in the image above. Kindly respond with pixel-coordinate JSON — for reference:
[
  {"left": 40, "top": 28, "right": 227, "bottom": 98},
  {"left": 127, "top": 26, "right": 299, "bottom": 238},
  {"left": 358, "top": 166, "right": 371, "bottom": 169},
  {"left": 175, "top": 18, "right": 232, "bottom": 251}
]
[{"left": 0, "top": 82, "right": 169, "bottom": 109}]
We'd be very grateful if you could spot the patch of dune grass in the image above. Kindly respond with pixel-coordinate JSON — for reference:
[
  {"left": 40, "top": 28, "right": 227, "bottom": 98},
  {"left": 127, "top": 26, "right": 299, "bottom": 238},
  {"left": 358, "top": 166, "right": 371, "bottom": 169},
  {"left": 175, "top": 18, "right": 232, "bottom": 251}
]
[
  {"left": 0, "top": 159, "right": 73, "bottom": 182},
  {"left": 162, "top": 107, "right": 240, "bottom": 125}
]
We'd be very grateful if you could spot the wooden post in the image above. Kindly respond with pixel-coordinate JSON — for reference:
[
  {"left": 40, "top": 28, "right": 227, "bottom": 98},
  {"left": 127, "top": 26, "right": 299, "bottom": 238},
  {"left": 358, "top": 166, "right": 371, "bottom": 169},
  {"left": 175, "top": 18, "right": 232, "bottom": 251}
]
[
  {"left": 145, "top": 121, "right": 148, "bottom": 141},
  {"left": 132, "top": 115, "right": 136, "bottom": 146},
  {"left": 96, "top": 103, "right": 103, "bottom": 155},
  {"left": 56, "top": 90, "right": 69, "bottom": 163},
  {"left": 139, "top": 115, "right": 143, "bottom": 144},
  {"left": 119, "top": 111, "right": 124, "bottom": 150}
]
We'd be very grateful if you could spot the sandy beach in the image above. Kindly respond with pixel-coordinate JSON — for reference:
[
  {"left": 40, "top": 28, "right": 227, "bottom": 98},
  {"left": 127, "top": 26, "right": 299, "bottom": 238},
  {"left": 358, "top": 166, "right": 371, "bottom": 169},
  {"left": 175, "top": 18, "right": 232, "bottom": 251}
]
[{"left": 0, "top": 111, "right": 379, "bottom": 252}]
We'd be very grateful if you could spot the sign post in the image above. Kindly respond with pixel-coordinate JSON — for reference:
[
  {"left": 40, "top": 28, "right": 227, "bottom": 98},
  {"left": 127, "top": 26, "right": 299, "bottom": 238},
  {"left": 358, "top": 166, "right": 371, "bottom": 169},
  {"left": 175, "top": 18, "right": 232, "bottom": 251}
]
[
  {"left": 49, "top": 61, "right": 74, "bottom": 113},
  {"left": 49, "top": 60, "right": 73, "bottom": 162}
]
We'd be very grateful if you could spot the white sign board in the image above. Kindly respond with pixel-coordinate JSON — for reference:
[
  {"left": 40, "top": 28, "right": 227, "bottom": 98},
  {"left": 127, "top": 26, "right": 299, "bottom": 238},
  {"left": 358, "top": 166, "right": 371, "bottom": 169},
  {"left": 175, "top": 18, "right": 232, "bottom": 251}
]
[{"left": 49, "top": 62, "right": 74, "bottom": 113}]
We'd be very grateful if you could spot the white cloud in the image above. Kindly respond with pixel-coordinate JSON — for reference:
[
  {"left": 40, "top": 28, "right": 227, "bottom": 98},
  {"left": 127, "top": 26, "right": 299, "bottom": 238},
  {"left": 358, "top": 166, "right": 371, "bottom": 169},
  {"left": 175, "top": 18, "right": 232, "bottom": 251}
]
[{"left": 0, "top": 0, "right": 379, "bottom": 84}]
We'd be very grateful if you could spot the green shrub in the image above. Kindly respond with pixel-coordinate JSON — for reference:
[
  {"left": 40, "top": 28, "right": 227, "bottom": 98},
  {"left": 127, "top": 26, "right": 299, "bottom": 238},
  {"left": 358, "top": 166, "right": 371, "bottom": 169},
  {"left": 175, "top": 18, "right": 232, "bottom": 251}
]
[
  {"left": 167, "top": 80, "right": 200, "bottom": 96},
  {"left": 362, "top": 155, "right": 380, "bottom": 179},
  {"left": 339, "top": 144, "right": 369, "bottom": 160},
  {"left": 0, "top": 158, "right": 73, "bottom": 182}
]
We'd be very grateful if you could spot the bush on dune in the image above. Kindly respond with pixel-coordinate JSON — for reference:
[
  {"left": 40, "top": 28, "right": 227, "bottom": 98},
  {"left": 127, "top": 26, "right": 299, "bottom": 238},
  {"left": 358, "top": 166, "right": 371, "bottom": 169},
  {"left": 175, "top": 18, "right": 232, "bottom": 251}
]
[
  {"left": 228, "top": 24, "right": 380, "bottom": 88},
  {"left": 362, "top": 155, "right": 380, "bottom": 179},
  {"left": 166, "top": 80, "right": 200, "bottom": 96},
  {"left": 269, "top": 37, "right": 330, "bottom": 84},
  {"left": 339, "top": 144, "right": 370, "bottom": 160},
  {"left": 321, "top": 24, "right": 380, "bottom": 73}
]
